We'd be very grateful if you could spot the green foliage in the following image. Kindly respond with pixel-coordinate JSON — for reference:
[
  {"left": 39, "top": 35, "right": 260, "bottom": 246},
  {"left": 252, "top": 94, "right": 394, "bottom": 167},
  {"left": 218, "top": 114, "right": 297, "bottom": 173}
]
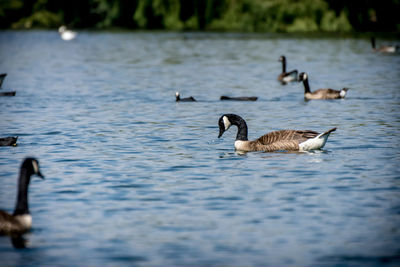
[
  {"left": 0, "top": 0, "right": 398, "bottom": 32},
  {"left": 11, "top": 9, "right": 62, "bottom": 29}
]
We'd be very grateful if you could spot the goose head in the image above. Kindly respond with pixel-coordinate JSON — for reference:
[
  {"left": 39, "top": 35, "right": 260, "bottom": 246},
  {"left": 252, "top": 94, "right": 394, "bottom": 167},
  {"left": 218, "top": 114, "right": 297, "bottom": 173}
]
[
  {"left": 298, "top": 72, "right": 308, "bottom": 82},
  {"left": 218, "top": 115, "right": 232, "bottom": 138},
  {"left": 58, "top": 26, "right": 67, "bottom": 33},
  {"left": 278, "top": 55, "right": 286, "bottom": 62},
  {"left": 22, "top": 158, "right": 45, "bottom": 180},
  {"left": 175, "top": 92, "right": 180, "bottom": 101}
]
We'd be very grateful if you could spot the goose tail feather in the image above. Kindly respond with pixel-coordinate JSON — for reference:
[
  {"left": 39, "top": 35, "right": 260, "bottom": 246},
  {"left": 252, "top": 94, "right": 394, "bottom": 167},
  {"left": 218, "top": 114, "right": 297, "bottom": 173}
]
[{"left": 299, "top": 127, "right": 336, "bottom": 151}]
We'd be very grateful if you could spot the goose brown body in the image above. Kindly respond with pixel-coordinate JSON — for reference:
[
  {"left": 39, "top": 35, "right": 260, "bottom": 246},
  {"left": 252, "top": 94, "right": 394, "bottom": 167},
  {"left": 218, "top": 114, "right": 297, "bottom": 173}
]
[
  {"left": 0, "top": 212, "right": 31, "bottom": 234},
  {"left": 218, "top": 114, "right": 336, "bottom": 152},
  {"left": 299, "top": 72, "right": 348, "bottom": 100},
  {"left": 0, "top": 136, "right": 18, "bottom": 146}
]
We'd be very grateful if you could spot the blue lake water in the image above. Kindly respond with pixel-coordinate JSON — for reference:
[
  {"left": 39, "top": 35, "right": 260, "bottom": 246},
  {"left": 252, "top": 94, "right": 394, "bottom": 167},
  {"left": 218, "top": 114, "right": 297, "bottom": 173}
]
[{"left": 0, "top": 31, "right": 399, "bottom": 266}]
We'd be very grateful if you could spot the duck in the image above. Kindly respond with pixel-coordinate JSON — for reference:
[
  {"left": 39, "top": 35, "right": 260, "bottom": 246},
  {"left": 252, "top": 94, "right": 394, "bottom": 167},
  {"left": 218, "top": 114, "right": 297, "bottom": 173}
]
[
  {"left": 298, "top": 72, "right": 348, "bottom": 100},
  {"left": 371, "top": 37, "right": 399, "bottom": 53},
  {"left": 278, "top": 55, "right": 298, "bottom": 84},
  {"left": 0, "top": 73, "right": 6, "bottom": 88},
  {"left": 218, "top": 114, "right": 336, "bottom": 152},
  {"left": 58, "top": 26, "right": 77, "bottom": 41},
  {"left": 0, "top": 158, "right": 44, "bottom": 235},
  {"left": 220, "top": 96, "right": 258, "bottom": 101},
  {"left": 175, "top": 92, "right": 196, "bottom": 102},
  {"left": 0, "top": 136, "right": 18, "bottom": 146}
]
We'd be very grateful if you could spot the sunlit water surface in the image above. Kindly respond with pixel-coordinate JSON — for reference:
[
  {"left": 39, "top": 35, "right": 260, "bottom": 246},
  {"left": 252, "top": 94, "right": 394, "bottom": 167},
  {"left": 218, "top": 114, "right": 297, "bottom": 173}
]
[{"left": 0, "top": 31, "right": 400, "bottom": 266}]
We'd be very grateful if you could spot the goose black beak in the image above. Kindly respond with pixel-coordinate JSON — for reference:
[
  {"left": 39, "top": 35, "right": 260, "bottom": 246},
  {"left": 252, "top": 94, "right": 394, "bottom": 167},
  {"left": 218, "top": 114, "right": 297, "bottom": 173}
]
[
  {"left": 218, "top": 127, "right": 225, "bottom": 138},
  {"left": 37, "top": 171, "right": 45, "bottom": 179}
]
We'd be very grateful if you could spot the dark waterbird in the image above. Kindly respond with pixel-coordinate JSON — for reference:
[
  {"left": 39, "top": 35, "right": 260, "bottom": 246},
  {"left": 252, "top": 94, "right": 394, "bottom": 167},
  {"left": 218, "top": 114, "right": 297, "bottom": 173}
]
[
  {"left": 0, "top": 91, "right": 16, "bottom": 96},
  {"left": 218, "top": 114, "right": 336, "bottom": 152},
  {"left": 371, "top": 37, "right": 399, "bottom": 53},
  {"left": 278, "top": 55, "right": 298, "bottom": 84},
  {"left": 0, "top": 73, "right": 16, "bottom": 96},
  {"left": 0, "top": 136, "right": 18, "bottom": 146},
  {"left": 220, "top": 96, "right": 258, "bottom": 101},
  {"left": 0, "top": 158, "right": 44, "bottom": 235},
  {"left": 298, "top": 72, "right": 349, "bottom": 100},
  {"left": 175, "top": 92, "right": 196, "bottom": 102}
]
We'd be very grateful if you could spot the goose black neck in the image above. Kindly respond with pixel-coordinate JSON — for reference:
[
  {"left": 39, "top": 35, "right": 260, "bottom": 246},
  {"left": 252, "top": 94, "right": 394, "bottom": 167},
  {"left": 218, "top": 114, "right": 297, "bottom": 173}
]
[
  {"left": 302, "top": 78, "right": 311, "bottom": 93},
  {"left": 281, "top": 59, "right": 286, "bottom": 73},
  {"left": 371, "top": 37, "right": 376, "bottom": 49},
  {"left": 229, "top": 114, "right": 248, "bottom": 141},
  {"left": 13, "top": 167, "right": 31, "bottom": 216}
]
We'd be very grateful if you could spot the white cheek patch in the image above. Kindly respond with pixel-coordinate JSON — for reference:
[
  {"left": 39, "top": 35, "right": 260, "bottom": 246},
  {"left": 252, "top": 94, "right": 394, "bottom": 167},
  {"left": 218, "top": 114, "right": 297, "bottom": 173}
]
[
  {"left": 223, "top": 116, "right": 231, "bottom": 131},
  {"left": 340, "top": 90, "right": 346, "bottom": 98},
  {"left": 32, "top": 160, "right": 39, "bottom": 174},
  {"left": 303, "top": 73, "right": 308, "bottom": 80}
]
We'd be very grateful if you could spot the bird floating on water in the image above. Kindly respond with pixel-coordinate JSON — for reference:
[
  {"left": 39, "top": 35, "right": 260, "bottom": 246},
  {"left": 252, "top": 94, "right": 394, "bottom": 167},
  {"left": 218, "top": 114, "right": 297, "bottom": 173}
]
[
  {"left": 0, "top": 136, "right": 18, "bottom": 146},
  {"left": 0, "top": 73, "right": 16, "bottom": 96},
  {"left": 175, "top": 92, "right": 196, "bottom": 102},
  {"left": 0, "top": 158, "right": 44, "bottom": 235},
  {"left": 220, "top": 96, "right": 258, "bottom": 101},
  {"left": 218, "top": 114, "right": 336, "bottom": 152},
  {"left": 59, "top": 26, "right": 77, "bottom": 41},
  {"left": 278, "top": 55, "right": 298, "bottom": 84},
  {"left": 298, "top": 72, "right": 349, "bottom": 100},
  {"left": 371, "top": 37, "right": 399, "bottom": 53}
]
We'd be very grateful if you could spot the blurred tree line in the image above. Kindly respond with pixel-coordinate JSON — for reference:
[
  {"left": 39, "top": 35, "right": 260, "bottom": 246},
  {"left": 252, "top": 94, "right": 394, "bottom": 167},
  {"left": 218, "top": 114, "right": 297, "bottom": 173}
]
[{"left": 0, "top": 0, "right": 399, "bottom": 32}]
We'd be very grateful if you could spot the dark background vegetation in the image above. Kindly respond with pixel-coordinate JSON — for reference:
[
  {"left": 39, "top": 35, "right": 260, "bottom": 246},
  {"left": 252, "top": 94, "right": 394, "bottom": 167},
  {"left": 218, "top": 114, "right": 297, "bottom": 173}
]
[{"left": 0, "top": 0, "right": 399, "bottom": 32}]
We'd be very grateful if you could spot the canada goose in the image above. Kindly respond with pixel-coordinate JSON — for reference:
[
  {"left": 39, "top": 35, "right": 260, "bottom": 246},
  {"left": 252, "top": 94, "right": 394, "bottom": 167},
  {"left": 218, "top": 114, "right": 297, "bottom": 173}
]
[
  {"left": 0, "top": 158, "right": 44, "bottom": 234},
  {"left": 58, "top": 26, "right": 77, "bottom": 41},
  {"left": 298, "top": 72, "right": 348, "bottom": 100},
  {"left": 0, "top": 73, "right": 6, "bottom": 88},
  {"left": 371, "top": 37, "right": 399, "bottom": 53},
  {"left": 0, "top": 73, "right": 15, "bottom": 96},
  {"left": 278, "top": 55, "right": 298, "bottom": 83},
  {"left": 218, "top": 114, "right": 336, "bottom": 152},
  {"left": 0, "top": 136, "right": 18, "bottom": 146},
  {"left": 175, "top": 92, "right": 196, "bottom": 102},
  {"left": 220, "top": 96, "right": 258, "bottom": 101}
]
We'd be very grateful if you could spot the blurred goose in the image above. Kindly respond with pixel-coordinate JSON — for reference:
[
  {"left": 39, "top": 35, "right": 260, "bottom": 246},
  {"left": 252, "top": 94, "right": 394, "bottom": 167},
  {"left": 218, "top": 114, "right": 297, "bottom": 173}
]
[
  {"left": 0, "top": 91, "right": 16, "bottom": 96},
  {"left": 0, "top": 158, "right": 44, "bottom": 234},
  {"left": 0, "top": 73, "right": 16, "bottom": 96},
  {"left": 371, "top": 37, "right": 399, "bottom": 53},
  {"left": 220, "top": 96, "right": 258, "bottom": 101},
  {"left": 298, "top": 72, "right": 348, "bottom": 100},
  {"left": 218, "top": 114, "right": 336, "bottom": 152},
  {"left": 278, "top": 55, "right": 298, "bottom": 83},
  {"left": 0, "top": 136, "right": 18, "bottom": 146},
  {"left": 58, "top": 26, "right": 77, "bottom": 41},
  {"left": 175, "top": 92, "right": 196, "bottom": 102},
  {"left": 0, "top": 73, "right": 6, "bottom": 88}
]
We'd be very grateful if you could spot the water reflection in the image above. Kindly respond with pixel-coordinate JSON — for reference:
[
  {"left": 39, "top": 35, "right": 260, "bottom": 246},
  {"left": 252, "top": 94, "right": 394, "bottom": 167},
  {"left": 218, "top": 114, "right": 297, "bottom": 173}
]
[{"left": 10, "top": 234, "right": 29, "bottom": 249}]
